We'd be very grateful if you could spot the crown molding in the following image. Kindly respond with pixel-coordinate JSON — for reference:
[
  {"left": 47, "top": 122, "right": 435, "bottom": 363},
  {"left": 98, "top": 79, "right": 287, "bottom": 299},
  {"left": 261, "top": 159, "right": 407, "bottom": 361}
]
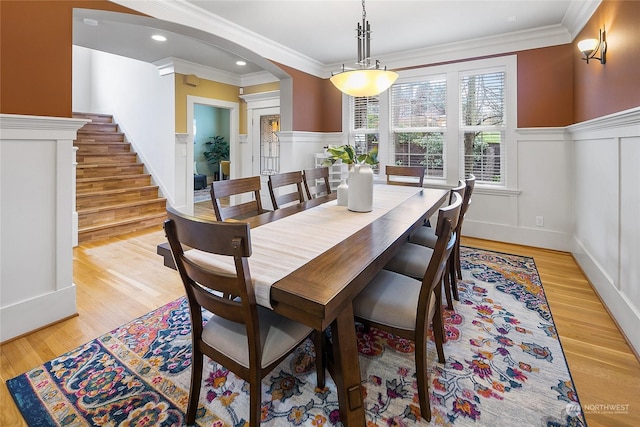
[
  {"left": 115, "top": 0, "right": 601, "bottom": 80},
  {"left": 113, "top": 0, "right": 325, "bottom": 78},
  {"left": 324, "top": 25, "right": 572, "bottom": 76},
  {"left": 240, "top": 71, "right": 279, "bottom": 87},
  {"left": 153, "top": 57, "right": 278, "bottom": 88},
  {"left": 562, "top": 0, "right": 602, "bottom": 40},
  {"left": 240, "top": 90, "right": 280, "bottom": 103}
]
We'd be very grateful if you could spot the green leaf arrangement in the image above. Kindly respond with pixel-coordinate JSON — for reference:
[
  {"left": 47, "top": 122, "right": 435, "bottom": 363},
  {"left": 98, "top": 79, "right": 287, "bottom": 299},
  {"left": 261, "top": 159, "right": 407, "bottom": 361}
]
[{"left": 323, "top": 144, "right": 379, "bottom": 166}]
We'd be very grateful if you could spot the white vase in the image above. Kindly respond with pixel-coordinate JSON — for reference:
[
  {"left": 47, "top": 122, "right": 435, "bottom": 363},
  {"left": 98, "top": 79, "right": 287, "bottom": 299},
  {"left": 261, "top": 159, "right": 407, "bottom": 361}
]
[
  {"left": 347, "top": 164, "right": 374, "bottom": 212},
  {"left": 337, "top": 179, "right": 349, "bottom": 206}
]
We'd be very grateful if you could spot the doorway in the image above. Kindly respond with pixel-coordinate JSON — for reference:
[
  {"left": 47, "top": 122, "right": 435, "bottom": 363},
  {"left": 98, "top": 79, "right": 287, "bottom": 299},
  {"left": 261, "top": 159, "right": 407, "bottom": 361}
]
[
  {"left": 186, "top": 95, "right": 239, "bottom": 215},
  {"left": 194, "top": 104, "right": 230, "bottom": 182},
  {"left": 251, "top": 107, "right": 280, "bottom": 208}
]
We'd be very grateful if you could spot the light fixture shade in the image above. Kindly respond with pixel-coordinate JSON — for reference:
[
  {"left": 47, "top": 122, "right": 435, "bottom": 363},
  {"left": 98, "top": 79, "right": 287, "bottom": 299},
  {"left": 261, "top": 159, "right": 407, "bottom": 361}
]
[
  {"left": 330, "top": 69, "right": 399, "bottom": 97},
  {"left": 577, "top": 38, "right": 598, "bottom": 55}
]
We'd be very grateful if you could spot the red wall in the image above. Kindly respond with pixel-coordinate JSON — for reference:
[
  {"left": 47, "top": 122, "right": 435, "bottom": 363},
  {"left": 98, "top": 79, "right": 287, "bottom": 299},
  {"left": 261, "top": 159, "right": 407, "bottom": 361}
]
[
  {"left": 0, "top": 1, "right": 142, "bottom": 118},
  {"left": 517, "top": 45, "right": 574, "bottom": 127},
  {"left": 573, "top": 0, "right": 640, "bottom": 123},
  {"left": 275, "top": 63, "right": 342, "bottom": 132},
  {"left": 1, "top": 0, "right": 636, "bottom": 128}
]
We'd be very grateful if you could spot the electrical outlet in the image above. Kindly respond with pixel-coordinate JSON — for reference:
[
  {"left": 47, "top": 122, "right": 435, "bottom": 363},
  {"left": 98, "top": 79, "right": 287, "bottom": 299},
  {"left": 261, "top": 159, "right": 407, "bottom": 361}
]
[{"left": 536, "top": 216, "right": 544, "bottom": 227}]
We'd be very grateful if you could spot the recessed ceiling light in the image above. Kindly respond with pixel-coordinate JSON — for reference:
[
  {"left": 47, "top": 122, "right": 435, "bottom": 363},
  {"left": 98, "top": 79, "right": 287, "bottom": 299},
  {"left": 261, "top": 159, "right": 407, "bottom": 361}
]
[
  {"left": 151, "top": 35, "right": 167, "bottom": 42},
  {"left": 236, "top": 60, "right": 247, "bottom": 66},
  {"left": 83, "top": 18, "right": 99, "bottom": 26}
]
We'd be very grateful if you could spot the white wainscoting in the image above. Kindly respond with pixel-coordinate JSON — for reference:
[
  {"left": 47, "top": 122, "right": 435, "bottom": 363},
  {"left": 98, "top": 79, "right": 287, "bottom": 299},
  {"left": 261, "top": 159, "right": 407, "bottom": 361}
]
[
  {"left": 568, "top": 107, "right": 640, "bottom": 355},
  {"left": 0, "top": 114, "right": 87, "bottom": 342},
  {"left": 463, "top": 127, "right": 575, "bottom": 252}
]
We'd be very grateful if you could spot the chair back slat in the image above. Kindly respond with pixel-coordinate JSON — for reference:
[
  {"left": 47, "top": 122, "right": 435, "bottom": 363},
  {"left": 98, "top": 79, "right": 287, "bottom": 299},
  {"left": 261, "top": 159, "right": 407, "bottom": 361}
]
[
  {"left": 386, "top": 165, "right": 426, "bottom": 187},
  {"left": 302, "top": 167, "right": 332, "bottom": 199},
  {"left": 416, "top": 192, "right": 462, "bottom": 325},
  {"left": 164, "top": 207, "right": 256, "bottom": 325},
  {"left": 461, "top": 174, "right": 476, "bottom": 218},
  {"left": 268, "top": 171, "right": 305, "bottom": 209},
  {"left": 210, "top": 176, "right": 265, "bottom": 221},
  {"left": 450, "top": 180, "right": 466, "bottom": 234}
]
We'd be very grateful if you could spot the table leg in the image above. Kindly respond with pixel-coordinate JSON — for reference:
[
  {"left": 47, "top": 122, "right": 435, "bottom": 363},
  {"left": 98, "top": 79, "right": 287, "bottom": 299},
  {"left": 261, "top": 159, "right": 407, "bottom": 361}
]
[{"left": 330, "top": 304, "right": 365, "bottom": 426}]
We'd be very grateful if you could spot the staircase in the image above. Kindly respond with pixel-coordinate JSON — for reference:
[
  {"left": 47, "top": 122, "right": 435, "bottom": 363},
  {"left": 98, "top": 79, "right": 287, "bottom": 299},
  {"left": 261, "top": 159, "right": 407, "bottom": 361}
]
[{"left": 73, "top": 112, "right": 167, "bottom": 243}]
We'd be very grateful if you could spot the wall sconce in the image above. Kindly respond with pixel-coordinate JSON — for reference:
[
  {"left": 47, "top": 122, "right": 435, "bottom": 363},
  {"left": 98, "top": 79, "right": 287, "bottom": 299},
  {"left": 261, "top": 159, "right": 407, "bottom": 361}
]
[{"left": 577, "top": 29, "right": 606, "bottom": 64}]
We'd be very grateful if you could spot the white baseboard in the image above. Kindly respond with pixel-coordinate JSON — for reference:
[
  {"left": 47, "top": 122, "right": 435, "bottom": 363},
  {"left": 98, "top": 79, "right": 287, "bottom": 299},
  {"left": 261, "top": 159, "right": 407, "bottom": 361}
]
[
  {"left": 463, "top": 220, "right": 574, "bottom": 252},
  {"left": 572, "top": 238, "right": 640, "bottom": 356},
  {"left": 0, "top": 284, "right": 77, "bottom": 342}
]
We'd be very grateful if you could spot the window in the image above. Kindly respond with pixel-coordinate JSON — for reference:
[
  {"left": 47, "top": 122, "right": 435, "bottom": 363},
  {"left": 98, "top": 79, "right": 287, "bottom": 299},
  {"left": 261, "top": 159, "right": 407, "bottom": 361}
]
[
  {"left": 390, "top": 78, "right": 446, "bottom": 178},
  {"left": 344, "top": 56, "right": 516, "bottom": 188},
  {"left": 350, "top": 95, "right": 380, "bottom": 172},
  {"left": 460, "top": 71, "right": 505, "bottom": 184}
]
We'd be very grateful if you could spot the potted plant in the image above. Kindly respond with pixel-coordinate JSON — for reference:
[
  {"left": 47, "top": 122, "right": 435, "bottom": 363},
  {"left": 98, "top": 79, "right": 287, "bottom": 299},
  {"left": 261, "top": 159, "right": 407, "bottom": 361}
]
[
  {"left": 323, "top": 144, "right": 379, "bottom": 212},
  {"left": 323, "top": 144, "right": 379, "bottom": 166},
  {"left": 203, "top": 135, "right": 230, "bottom": 179}
]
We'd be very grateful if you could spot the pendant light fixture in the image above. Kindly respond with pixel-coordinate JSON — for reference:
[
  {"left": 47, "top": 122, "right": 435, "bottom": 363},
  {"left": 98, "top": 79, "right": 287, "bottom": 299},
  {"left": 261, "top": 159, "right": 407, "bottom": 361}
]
[{"left": 330, "top": 0, "right": 398, "bottom": 97}]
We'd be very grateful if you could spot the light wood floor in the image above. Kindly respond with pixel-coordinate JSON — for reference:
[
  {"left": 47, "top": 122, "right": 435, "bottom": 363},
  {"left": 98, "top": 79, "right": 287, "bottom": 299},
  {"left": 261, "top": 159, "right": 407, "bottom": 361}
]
[{"left": 1, "top": 227, "right": 638, "bottom": 426}]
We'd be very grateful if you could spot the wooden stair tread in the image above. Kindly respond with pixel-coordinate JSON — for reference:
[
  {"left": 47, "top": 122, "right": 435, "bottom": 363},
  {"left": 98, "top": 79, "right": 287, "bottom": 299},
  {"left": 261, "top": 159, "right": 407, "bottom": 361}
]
[
  {"left": 74, "top": 113, "right": 167, "bottom": 243},
  {"left": 76, "top": 185, "right": 159, "bottom": 197},
  {"left": 77, "top": 198, "right": 167, "bottom": 214},
  {"left": 78, "top": 212, "right": 167, "bottom": 233},
  {"left": 77, "top": 162, "right": 144, "bottom": 169},
  {"left": 77, "top": 174, "right": 150, "bottom": 183},
  {"left": 73, "top": 139, "right": 131, "bottom": 147}
]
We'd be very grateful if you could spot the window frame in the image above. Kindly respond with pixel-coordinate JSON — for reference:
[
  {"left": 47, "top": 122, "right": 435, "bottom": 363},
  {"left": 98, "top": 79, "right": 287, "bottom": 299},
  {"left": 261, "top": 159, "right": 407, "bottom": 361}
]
[{"left": 342, "top": 55, "right": 518, "bottom": 191}]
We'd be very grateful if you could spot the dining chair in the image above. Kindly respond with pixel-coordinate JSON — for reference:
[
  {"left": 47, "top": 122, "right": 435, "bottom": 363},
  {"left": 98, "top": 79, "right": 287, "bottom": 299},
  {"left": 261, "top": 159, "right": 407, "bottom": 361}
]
[
  {"left": 352, "top": 192, "right": 462, "bottom": 422},
  {"left": 302, "top": 167, "right": 332, "bottom": 200},
  {"left": 385, "top": 165, "right": 426, "bottom": 187},
  {"left": 387, "top": 180, "right": 465, "bottom": 310},
  {"left": 268, "top": 170, "right": 306, "bottom": 210},
  {"left": 164, "top": 207, "right": 325, "bottom": 426},
  {"left": 410, "top": 174, "right": 476, "bottom": 303},
  {"left": 210, "top": 176, "right": 266, "bottom": 221}
]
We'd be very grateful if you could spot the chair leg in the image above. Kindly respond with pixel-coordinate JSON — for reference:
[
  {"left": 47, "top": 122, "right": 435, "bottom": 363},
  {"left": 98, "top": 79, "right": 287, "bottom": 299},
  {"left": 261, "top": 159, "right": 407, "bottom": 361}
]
[
  {"left": 186, "top": 350, "right": 203, "bottom": 425},
  {"left": 249, "top": 375, "right": 262, "bottom": 426},
  {"left": 313, "top": 331, "right": 326, "bottom": 389},
  {"left": 455, "top": 240, "right": 463, "bottom": 281},
  {"left": 443, "top": 263, "right": 454, "bottom": 310},
  {"left": 453, "top": 241, "right": 461, "bottom": 300},
  {"left": 432, "top": 302, "right": 446, "bottom": 364},
  {"left": 415, "top": 335, "right": 432, "bottom": 422}
]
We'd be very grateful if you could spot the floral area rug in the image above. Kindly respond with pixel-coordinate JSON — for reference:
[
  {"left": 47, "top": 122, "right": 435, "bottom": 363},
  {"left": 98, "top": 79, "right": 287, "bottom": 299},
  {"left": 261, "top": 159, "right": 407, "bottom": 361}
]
[{"left": 6, "top": 248, "right": 585, "bottom": 426}]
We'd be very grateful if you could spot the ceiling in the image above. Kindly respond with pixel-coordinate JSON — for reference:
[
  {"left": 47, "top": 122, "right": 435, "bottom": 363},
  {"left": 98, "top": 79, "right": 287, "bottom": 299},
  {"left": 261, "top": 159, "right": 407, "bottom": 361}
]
[{"left": 74, "top": 1, "right": 599, "bottom": 80}]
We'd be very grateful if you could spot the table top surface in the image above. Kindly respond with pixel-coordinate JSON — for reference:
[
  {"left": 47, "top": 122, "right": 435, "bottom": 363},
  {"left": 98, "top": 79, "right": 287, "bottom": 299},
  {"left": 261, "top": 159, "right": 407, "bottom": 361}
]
[{"left": 263, "top": 186, "right": 448, "bottom": 330}]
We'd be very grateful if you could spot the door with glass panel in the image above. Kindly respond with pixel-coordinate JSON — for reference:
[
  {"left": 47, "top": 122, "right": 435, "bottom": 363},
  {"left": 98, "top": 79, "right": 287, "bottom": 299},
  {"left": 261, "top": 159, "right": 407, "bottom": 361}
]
[{"left": 251, "top": 107, "right": 280, "bottom": 208}]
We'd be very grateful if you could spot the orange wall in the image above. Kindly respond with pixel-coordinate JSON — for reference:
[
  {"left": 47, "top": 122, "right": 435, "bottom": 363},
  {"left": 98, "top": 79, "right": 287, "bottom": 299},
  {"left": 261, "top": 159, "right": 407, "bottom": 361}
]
[
  {"left": 517, "top": 45, "right": 574, "bottom": 127},
  {"left": 0, "top": 0, "right": 142, "bottom": 117},
  {"left": 573, "top": 0, "right": 640, "bottom": 123},
  {"left": 275, "top": 63, "right": 342, "bottom": 132},
  {"left": 2, "top": 0, "right": 636, "bottom": 127}
]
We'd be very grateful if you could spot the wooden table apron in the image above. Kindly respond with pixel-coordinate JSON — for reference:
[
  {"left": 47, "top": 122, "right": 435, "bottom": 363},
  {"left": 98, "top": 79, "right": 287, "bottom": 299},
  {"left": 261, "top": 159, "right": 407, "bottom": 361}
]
[
  {"left": 262, "top": 186, "right": 448, "bottom": 426},
  {"left": 180, "top": 186, "right": 448, "bottom": 426}
]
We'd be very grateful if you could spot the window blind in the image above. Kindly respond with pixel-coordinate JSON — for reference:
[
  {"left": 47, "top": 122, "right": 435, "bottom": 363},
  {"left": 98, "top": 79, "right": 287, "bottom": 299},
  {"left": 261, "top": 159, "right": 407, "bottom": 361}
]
[
  {"left": 460, "top": 71, "right": 505, "bottom": 184},
  {"left": 390, "top": 79, "right": 447, "bottom": 178}
]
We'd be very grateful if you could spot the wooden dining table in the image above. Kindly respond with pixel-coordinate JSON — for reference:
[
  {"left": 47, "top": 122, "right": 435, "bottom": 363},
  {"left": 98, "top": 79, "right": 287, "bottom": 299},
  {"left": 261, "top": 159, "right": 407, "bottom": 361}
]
[{"left": 161, "top": 184, "right": 448, "bottom": 425}]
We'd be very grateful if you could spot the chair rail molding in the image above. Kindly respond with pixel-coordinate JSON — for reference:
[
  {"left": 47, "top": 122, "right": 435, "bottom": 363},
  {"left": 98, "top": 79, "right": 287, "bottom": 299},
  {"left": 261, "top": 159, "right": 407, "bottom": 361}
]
[{"left": 0, "top": 114, "right": 88, "bottom": 342}]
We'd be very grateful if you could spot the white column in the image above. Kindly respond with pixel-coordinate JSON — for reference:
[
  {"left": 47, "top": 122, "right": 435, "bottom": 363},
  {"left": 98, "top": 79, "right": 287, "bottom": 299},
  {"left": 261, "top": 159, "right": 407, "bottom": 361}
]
[{"left": 0, "top": 114, "right": 87, "bottom": 342}]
